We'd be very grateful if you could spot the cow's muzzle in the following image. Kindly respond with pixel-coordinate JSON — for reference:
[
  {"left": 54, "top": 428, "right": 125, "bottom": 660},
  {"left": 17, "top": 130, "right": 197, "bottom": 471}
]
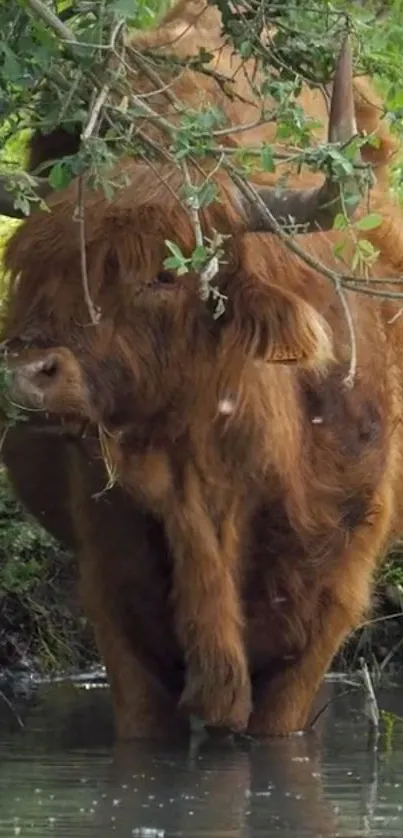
[
  {"left": 6, "top": 353, "right": 60, "bottom": 410},
  {"left": 2, "top": 347, "right": 89, "bottom": 419}
]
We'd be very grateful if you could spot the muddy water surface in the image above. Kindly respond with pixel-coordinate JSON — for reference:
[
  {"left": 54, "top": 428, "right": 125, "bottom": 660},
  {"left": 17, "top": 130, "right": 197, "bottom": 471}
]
[{"left": 1, "top": 672, "right": 403, "bottom": 836}]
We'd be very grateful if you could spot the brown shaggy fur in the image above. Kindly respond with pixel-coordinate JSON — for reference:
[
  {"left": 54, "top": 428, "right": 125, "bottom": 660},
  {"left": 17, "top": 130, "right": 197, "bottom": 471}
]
[{"left": 2, "top": 0, "right": 403, "bottom": 739}]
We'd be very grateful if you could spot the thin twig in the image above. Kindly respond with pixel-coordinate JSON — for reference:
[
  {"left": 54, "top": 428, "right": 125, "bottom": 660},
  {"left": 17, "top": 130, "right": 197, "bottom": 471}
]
[
  {"left": 74, "top": 81, "right": 110, "bottom": 325},
  {"left": 308, "top": 682, "right": 359, "bottom": 729},
  {"left": 128, "top": 91, "right": 176, "bottom": 136},
  {"left": 180, "top": 158, "right": 222, "bottom": 302},
  {"left": 0, "top": 689, "right": 24, "bottom": 729},
  {"left": 357, "top": 610, "right": 403, "bottom": 630},
  {"left": 181, "top": 159, "right": 204, "bottom": 249},
  {"left": 139, "top": 152, "right": 186, "bottom": 208},
  {"left": 335, "top": 279, "right": 357, "bottom": 387},
  {"left": 340, "top": 283, "right": 403, "bottom": 300},
  {"left": 123, "top": 45, "right": 225, "bottom": 302},
  {"left": 212, "top": 113, "right": 277, "bottom": 137},
  {"left": 82, "top": 83, "right": 111, "bottom": 142},
  {"left": 362, "top": 716, "right": 380, "bottom": 833},
  {"left": 121, "top": 45, "right": 184, "bottom": 108},
  {"left": 387, "top": 308, "right": 403, "bottom": 325},
  {"left": 359, "top": 657, "right": 380, "bottom": 731},
  {"left": 143, "top": 49, "right": 255, "bottom": 106},
  {"left": 74, "top": 175, "right": 101, "bottom": 325},
  {"left": 74, "top": 19, "right": 126, "bottom": 324},
  {"left": 379, "top": 635, "right": 403, "bottom": 672},
  {"left": 114, "top": 51, "right": 188, "bottom": 101}
]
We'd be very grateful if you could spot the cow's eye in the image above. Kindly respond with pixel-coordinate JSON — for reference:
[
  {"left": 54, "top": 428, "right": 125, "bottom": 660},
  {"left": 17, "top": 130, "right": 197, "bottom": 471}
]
[{"left": 156, "top": 270, "right": 176, "bottom": 285}]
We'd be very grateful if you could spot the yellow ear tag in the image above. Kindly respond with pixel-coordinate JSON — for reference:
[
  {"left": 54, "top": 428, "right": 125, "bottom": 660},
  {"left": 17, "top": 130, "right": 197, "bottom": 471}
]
[{"left": 266, "top": 346, "right": 302, "bottom": 364}]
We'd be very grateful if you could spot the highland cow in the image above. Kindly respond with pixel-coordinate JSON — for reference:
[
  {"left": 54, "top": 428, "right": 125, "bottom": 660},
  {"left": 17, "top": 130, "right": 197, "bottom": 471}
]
[{"left": 1, "top": 0, "right": 402, "bottom": 739}]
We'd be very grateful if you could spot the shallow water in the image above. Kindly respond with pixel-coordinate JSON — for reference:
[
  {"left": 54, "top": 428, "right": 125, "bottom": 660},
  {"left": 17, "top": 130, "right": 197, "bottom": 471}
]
[{"left": 1, "top": 672, "right": 403, "bottom": 837}]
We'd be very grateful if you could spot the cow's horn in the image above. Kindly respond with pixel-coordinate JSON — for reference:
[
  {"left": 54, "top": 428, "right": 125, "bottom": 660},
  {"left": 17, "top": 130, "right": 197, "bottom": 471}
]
[{"left": 243, "top": 35, "right": 363, "bottom": 234}]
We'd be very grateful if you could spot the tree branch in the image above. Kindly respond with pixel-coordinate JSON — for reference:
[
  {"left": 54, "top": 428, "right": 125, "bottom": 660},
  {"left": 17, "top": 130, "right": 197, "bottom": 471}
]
[
  {"left": 10, "top": 0, "right": 403, "bottom": 325},
  {"left": 24, "top": 0, "right": 76, "bottom": 43}
]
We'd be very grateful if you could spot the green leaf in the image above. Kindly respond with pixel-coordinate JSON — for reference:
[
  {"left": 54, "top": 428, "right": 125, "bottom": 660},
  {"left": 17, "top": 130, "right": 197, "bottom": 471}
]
[
  {"left": 14, "top": 193, "right": 31, "bottom": 217},
  {"left": 196, "top": 180, "right": 217, "bottom": 209},
  {"left": 332, "top": 239, "right": 348, "bottom": 260},
  {"left": 356, "top": 239, "right": 380, "bottom": 259},
  {"left": 342, "top": 137, "right": 362, "bottom": 161},
  {"left": 351, "top": 238, "right": 380, "bottom": 271},
  {"left": 164, "top": 240, "right": 185, "bottom": 261},
  {"left": 163, "top": 240, "right": 189, "bottom": 275},
  {"left": 240, "top": 41, "right": 253, "bottom": 59},
  {"left": 260, "top": 144, "right": 275, "bottom": 173},
  {"left": 332, "top": 213, "right": 348, "bottom": 231},
  {"left": 190, "top": 245, "right": 209, "bottom": 270},
  {"left": 355, "top": 213, "right": 383, "bottom": 231},
  {"left": 1, "top": 45, "right": 21, "bottom": 82},
  {"left": 48, "top": 161, "right": 72, "bottom": 190},
  {"left": 367, "top": 134, "right": 381, "bottom": 149},
  {"left": 162, "top": 256, "right": 181, "bottom": 270},
  {"left": 110, "top": 0, "right": 138, "bottom": 18}
]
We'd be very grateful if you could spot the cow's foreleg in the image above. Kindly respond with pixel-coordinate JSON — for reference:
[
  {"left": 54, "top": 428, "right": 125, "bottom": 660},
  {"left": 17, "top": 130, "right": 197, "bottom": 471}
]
[
  {"left": 71, "top": 448, "right": 188, "bottom": 741},
  {"left": 79, "top": 547, "right": 189, "bottom": 740},
  {"left": 163, "top": 467, "right": 251, "bottom": 731},
  {"left": 248, "top": 496, "right": 391, "bottom": 736},
  {"left": 248, "top": 596, "right": 357, "bottom": 736}
]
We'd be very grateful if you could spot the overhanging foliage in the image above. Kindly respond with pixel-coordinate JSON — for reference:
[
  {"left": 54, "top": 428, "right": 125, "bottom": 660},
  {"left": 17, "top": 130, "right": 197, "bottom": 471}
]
[{"left": 0, "top": 1, "right": 403, "bottom": 323}]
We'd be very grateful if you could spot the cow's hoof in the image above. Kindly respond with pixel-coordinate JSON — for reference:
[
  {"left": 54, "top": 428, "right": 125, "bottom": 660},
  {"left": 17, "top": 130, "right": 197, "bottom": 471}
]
[{"left": 179, "top": 655, "right": 252, "bottom": 732}]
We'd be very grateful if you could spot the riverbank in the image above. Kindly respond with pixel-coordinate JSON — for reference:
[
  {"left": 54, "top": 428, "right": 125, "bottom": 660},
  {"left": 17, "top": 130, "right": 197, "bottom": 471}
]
[{"left": 0, "top": 469, "right": 96, "bottom": 677}]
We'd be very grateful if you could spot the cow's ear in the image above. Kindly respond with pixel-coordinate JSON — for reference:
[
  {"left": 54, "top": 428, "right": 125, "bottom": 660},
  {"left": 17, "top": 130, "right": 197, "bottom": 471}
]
[{"left": 221, "top": 276, "right": 333, "bottom": 369}]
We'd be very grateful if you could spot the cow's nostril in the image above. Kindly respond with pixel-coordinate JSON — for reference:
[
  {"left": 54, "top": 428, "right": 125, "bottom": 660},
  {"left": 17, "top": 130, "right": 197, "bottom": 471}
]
[
  {"left": 39, "top": 355, "right": 59, "bottom": 378},
  {"left": 5, "top": 351, "right": 67, "bottom": 412},
  {"left": 21, "top": 354, "right": 59, "bottom": 381}
]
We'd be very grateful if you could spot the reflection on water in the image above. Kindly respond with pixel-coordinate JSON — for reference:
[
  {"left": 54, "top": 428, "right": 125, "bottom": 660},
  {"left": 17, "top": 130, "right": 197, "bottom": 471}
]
[{"left": 1, "top": 673, "right": 403, "bottom": 836}]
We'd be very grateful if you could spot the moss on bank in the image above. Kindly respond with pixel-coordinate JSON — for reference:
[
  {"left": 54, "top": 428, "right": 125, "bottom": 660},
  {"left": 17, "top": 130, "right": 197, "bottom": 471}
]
[{"left": 0, "top": 469, "right": 96, "bottom": 675}]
